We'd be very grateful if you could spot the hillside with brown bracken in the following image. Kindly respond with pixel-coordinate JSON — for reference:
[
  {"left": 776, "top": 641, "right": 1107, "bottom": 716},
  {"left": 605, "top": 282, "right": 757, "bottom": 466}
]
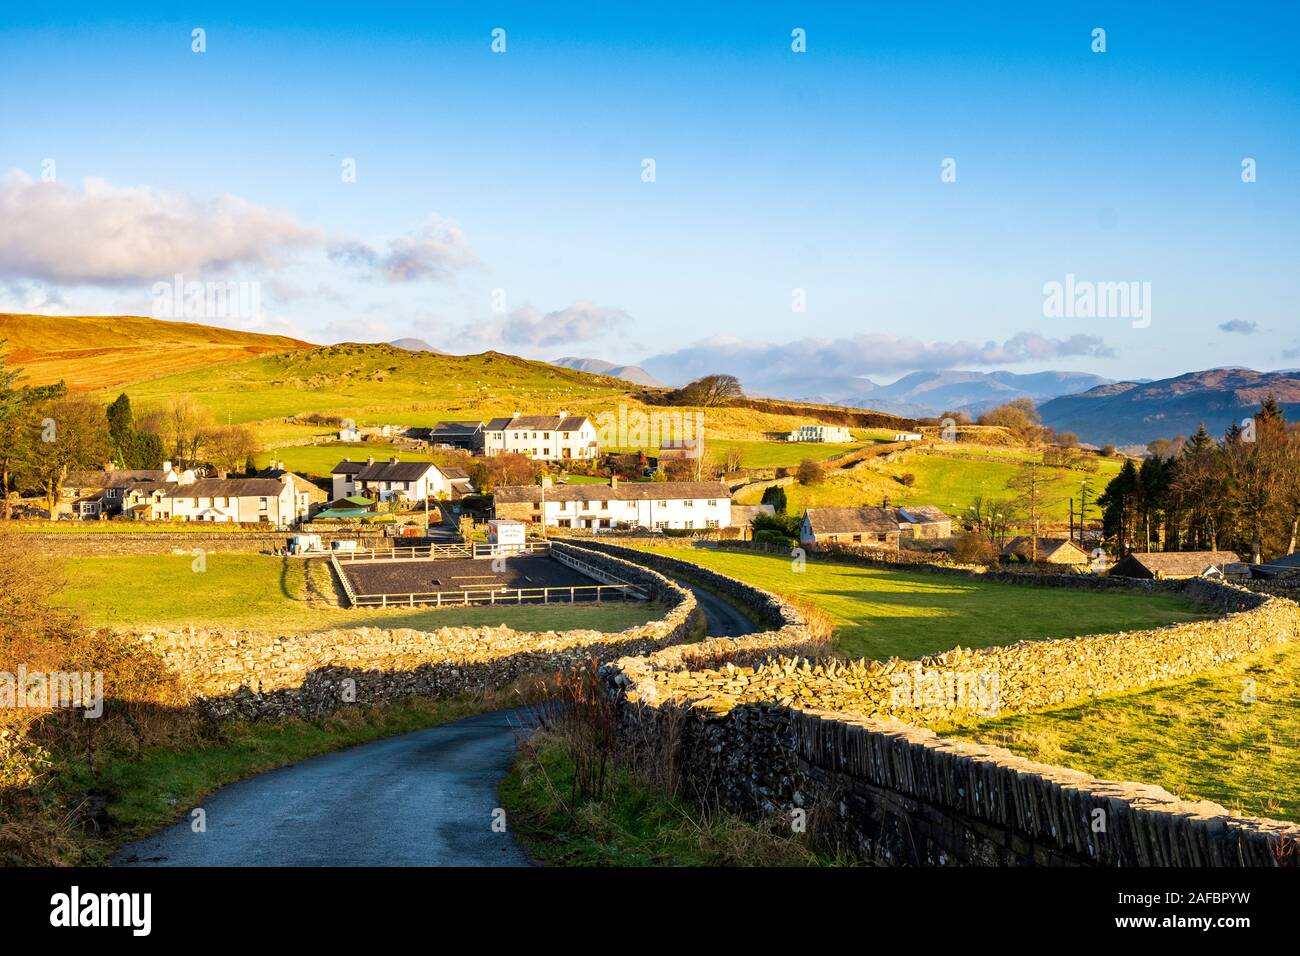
[{"left": 0, "top": 313, "right": 313, "bottom": 391}]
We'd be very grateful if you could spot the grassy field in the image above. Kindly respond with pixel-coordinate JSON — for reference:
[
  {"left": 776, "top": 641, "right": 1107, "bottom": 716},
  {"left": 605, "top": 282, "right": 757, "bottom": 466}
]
[
  {"left": 740, "top": 443, "right": 1123, "bottom": 524},
  {"left": 54, "top": 554, "right": 662, "bottom": 634},
  {"left": 710, "top": 438, "right": 864, "bottom": 469},
  {"left": 626, "top": 547, "right": 1211, "bottom": 659},
  {"left": 254, "top": 442, "right": 427, "bottom": 479},
  {"left": 938, "top": 642, "right": 1300, "bottom": 822}
]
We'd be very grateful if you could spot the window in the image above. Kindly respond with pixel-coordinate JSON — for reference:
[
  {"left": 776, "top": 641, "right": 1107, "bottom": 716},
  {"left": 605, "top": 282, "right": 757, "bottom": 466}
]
[
  {"left": 532, "top": 501, "right": 541, "bottom": 511},
  {"left": 852, "top": 534, "right": 862, "bottom": 543},
  {"left": 562, "top": 432, "right": 569, "bottom": 439},
  {"left": 259, "top": 497, "right": 269, "bottom": 509},
  {"left": 707, "top": 499, "right": 716, "bottom": 506},
  {"left": 705, "top": 519, "right": 719, "bottom": 529},
  {"left": 683, "top": 499, "right": 694, "bottom": 507},
  {"left": 684, "top": 520, "right": 694, "bottom": 529},
  {"left": 659, "top": 500, "right": 669, "bottom": 507},
  {"left": 543, "top": 432, "right": 550, "bottom": 439},
  {"left": 601, "top": 501, "right": 609, "bottom": 510},
  {"left": 655, "top": 521, "right": 668, "bottom": 529}
]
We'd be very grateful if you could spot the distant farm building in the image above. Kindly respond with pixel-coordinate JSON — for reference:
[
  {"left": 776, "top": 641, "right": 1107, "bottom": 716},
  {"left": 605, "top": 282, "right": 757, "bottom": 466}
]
[
  {"left": 410, "top": 421, "right": 485, "bottom": 453},
  {"left": 896, "top": 505, "right": 952, "bottom": 540},
  {"left": 1001, "top": 536, "right": 1090, "bottom": 566},
  {"left": 893, "top": 431, "right": 924, "bottom": 442},
  {"left": 1109, "top": 551, "right": 1242, "bottom": 580},
  {"left": 786, "top": 424, "right": 852, "bottom": 443}
]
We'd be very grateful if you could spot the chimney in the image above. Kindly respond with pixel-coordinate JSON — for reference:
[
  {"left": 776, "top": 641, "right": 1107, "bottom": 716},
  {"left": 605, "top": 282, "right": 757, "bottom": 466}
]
[
  {"left": 541, "top": 476, "right": 553, "bottom": 490},
  {"left": 389, "top": 456, "right": 399, "bottom": 464},
  {"left": 609, "top": 476, "right": 618, "bottom": 489},
  {"left": 367, "top": 456, "right": 375, "bottom": 465},
  {"left": 558, "top": 409, "right": 568, "bottom": 419},
  {"left": 511, "top": 410, "right": 520, "bottom": 419},
  {"left": 162, "top": 460, "right": 172, "bottom": 473},
  {"left": 343, "top": 457, "right": 351, "bottom": 463}
]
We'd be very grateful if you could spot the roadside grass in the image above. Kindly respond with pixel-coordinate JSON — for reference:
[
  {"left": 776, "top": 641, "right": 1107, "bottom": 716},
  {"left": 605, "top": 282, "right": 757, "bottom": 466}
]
[
  {"left": 500, "top": 727, "right": 840, "bottom": 866},
  {"left": 54, "top": 554, "right": 663, "bottom": 634},
  {"left": 52, "top": 686, "right": 545, "bottom": 865},
  {"left": 621, "top": 547, "right": 1211, "bottom": 660},
  {"left": 936, "top": 642, "right": 1300, "bottom": 823}
]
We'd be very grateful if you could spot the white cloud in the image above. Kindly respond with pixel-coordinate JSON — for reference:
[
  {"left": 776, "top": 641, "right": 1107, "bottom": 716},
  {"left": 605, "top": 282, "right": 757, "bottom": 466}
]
[
  {"left": 0, "top": 169, "right": 476, "bottom": 291},
  {"left": 0, "top": 169, "right": 320, "bottom": 285},
  {"left": 642, "top": 331, "right": 1116, "bottom": 387},
  {"left": 460, "top": 301, "right": 631, "bottom": 349}
]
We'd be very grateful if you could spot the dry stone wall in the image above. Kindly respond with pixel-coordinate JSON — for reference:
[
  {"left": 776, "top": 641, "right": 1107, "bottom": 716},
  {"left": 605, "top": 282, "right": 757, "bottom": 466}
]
[
  {"left": 136, "top": 542, "right": 701, "bottom": 719},
  {"left": 570, "top": 540, "right": 1300, "bottom": 866}
]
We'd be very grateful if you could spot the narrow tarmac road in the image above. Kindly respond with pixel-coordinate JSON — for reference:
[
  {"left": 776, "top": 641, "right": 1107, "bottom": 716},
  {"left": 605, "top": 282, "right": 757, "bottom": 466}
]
[
  {"left": 115, "top": 571, "right": 756, "bottom": 867},
  {"left": 115, "top": 708, "right": 536, "bottom": 867}
]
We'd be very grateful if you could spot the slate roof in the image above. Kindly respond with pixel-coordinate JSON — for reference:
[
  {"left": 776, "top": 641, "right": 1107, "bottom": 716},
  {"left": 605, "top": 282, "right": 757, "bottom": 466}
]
[
  {"left": 484, "top": 415, "right": 590, "bottom": 432},
  {"left": 1001, "top": 537, "right": 1089, "bottom": 561},
  {"left": 354, "top": 460, "right": 440, "bottom": 482},
  {"left": 164, "top": 478, "right": 286, "bottom": 499},
  {"left": 897, "top": 505, "right": 951, "bottom": 525},
  {"left": 803, "top": 506, "right": 901, "bottom": 536},
  {"left": 494, "top": 481, "right": 729, "bottom": 504},
  {"left": 1113, "top": 551, "right": 1241, "bottom": 577}
]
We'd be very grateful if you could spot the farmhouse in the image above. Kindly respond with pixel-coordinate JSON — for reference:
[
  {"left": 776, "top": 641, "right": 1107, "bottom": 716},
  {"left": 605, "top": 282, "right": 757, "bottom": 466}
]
[
  {"left": 1109, "top": 550, "right": 1242, "bottom": 580},
  {"left": 494, "top": 478, "right": 731, "bottom": 530},
  {"left": 800, "top": 506, "right": 902, "bottom": 549},
  {"left": 897, "top": 505, "right": 952, "bottom": 540},
  {"left": 123, "top": 475, "right": 301, "bottom": 527},
  {"left": 483, "top": 411, "right": 599, "bottom": 461},
  {"left": 63, "top": 463, "right": 186, "bottom": 518},
  {"left": 893, "top": 431, "right": 924, "bottom": 442},
  {"left": 786, "top": 424, "right": 852, "bottom": 443},
  {"left": 330, "top": 457, "right": 450, "bottom": 502},
  {"left": 255, "top": 461, "right": 329, "bottom": 522},
  {"left": 1001, "top": 536, "right": 1090, "bottom": 566}
]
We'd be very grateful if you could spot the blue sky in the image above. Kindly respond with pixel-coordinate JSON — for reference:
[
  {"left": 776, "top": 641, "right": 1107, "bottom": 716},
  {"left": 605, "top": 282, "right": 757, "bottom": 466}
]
[{"left": 1, "top": 1, "right": 1296, "bottom": 393}]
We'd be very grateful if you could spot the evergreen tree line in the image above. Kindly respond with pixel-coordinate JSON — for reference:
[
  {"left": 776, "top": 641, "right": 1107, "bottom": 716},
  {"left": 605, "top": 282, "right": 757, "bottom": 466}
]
[{"left": 1095, "top": 397, "right": 1300, "bottom": 564}]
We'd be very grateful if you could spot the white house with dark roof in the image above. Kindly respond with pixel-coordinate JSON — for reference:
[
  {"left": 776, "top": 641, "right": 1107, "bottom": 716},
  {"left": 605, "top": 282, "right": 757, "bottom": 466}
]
[
  {"left": 494, "top": 478, "right": 730, "bottom": 530},
  {"left": 330, "top": 457, "right": 450, "bottom": 502},
  {"left": 483, "top": 411, "right": 598, "bottom": 461}
]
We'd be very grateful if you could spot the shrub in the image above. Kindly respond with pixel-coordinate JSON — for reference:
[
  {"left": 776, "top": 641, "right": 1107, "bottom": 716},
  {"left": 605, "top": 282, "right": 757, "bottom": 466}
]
[
  {"left": 896, "top": 472, "right": 916, "bottom": 487},
  {"left": 796, "top": 459, "right": 823, "bottom": 486}
]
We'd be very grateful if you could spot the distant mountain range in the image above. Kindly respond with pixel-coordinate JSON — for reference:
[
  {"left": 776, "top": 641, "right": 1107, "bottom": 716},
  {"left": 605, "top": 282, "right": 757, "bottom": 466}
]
[
  {"left": 1039, "top": 368, "right": 1300, "bottom": 447},
  {"left": 826, "top": 369, "right": 1115, "bottom": 419},
  {"left": 389, "top": 337, "right": 445, "bottom": 353},
  {"left": 550, "top": 356, "right": 662, "bottom": 387}
]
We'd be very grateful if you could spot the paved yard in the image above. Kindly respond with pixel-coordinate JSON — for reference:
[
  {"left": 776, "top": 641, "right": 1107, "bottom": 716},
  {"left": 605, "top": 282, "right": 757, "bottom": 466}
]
[{"left": 339, "top": 554, "right": 602, "bottom": 599}]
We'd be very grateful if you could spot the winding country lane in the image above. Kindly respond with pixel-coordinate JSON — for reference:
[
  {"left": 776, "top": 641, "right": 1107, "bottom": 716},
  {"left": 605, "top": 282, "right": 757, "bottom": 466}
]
[{"left": 114, "top": 573, "right": 757, "bottom": 867}]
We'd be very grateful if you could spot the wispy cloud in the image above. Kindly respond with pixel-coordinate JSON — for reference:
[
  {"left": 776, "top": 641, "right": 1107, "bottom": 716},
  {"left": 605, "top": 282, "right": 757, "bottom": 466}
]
[
  {"left": 460, "top": 301, "right": 631, "bottom": 349},
  {"left": 327, "top": 215, "right": 477, "bottom": 283},
  {"left": 1218, "top": 319, "right": 1258, "bottom": 335}
]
